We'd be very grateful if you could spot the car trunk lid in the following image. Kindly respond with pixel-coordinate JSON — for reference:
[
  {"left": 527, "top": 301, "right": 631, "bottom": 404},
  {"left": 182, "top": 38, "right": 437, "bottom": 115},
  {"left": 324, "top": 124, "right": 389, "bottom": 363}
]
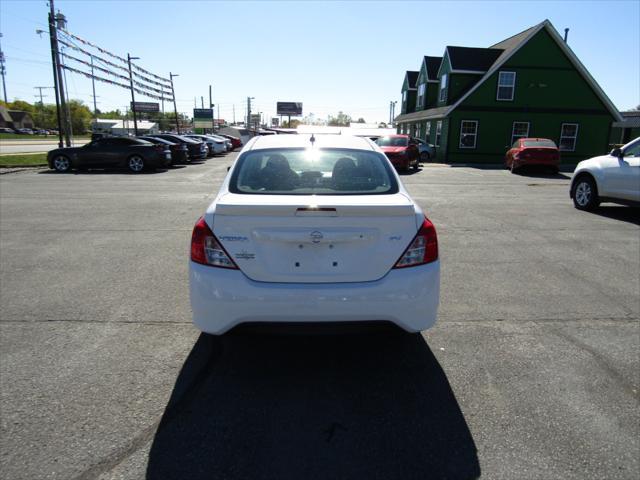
[{"left": 211, "top": 193, "right": 419, "bottom": 283}]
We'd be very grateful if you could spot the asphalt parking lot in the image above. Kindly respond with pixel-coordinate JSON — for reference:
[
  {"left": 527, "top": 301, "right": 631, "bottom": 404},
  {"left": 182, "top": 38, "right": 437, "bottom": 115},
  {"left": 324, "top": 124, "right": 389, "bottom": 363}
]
[{"left": 1, "top": 156, "right": 638, "bottom": 479}]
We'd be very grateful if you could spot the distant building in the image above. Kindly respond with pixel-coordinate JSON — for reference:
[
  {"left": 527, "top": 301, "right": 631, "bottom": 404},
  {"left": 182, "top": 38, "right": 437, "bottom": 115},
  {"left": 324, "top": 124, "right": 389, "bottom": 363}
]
[
  {"left": 0, "top": 105, "right": 35, "bottom": 129},
  {"left": 609, "top": 111, "right": 640, "bottom": 146},
  {"left": 91, "top": 118, "right": 158, "bottom": 136},
  {"left": 394, "top": 20, "right": 622, "bottom": 163}
]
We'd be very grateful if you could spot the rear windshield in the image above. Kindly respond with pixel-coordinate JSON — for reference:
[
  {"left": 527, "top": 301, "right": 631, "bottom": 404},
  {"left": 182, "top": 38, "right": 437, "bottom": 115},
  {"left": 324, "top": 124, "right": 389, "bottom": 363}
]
[
  {"left": 523, "top": 139, "right": 557, "bottom": 148},
  {"left": 230, "top": 148, "right": 398, "bottom": 195},
  {"left": 376, "top": 136, "right": 408, "bottom": 147}
]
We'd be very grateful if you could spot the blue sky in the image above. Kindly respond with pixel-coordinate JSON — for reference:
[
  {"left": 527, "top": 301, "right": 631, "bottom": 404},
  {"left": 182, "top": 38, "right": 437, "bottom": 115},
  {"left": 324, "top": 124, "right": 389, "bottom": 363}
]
[{"left": 1, "top": 0, "right": 638, "bottom": 123}]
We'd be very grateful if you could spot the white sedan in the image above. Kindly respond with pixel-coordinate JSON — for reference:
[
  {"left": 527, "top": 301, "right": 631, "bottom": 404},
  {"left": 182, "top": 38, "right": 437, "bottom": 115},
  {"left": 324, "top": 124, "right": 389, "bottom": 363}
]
[
  {"left": 189, "top": 134, "right": 440, "bottom": 334},
  {"left": 571, "top": 137, "right": 640, "bottom": 210}
]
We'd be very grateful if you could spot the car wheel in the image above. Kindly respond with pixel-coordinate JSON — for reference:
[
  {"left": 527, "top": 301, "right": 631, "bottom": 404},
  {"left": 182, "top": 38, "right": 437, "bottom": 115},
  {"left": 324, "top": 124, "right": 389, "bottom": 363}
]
[
  {"left": 573, "top": 176, "right": 600, "bottom": 211},
  {"left": 52, "top": 155, "right": 71, "bottom": 173},
  {"left": 127, "top": 155, "right": 145, "bottom": 173},
  {"left": 420, "top": 152, "right": 430, "bottom": 163},
  {"left": 510, "top": 162, "right": 518, "bottom": 174}
]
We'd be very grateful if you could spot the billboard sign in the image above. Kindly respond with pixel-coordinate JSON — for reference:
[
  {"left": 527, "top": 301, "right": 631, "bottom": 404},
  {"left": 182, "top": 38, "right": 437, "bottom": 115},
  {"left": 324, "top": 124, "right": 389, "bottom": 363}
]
[
  {"left": 250, "top": 114, "right": 261, "bottom": 124},
  {"left": 277, "top": 102, "right": 302, "bottom": 116},
  {"left": 193, "top": 108, "right": 214, "bottom": 128},
  {"left": 131, "top": 102, "right": 159, "bottom": 113}
]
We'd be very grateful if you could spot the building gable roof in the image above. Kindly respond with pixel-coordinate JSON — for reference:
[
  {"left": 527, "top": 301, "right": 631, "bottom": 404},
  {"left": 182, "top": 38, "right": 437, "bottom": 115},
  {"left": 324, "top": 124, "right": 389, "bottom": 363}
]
[
  {"left": 422, "top": 56, "right": 443, "bottom": 81},
  {"left": 396, "top": 20, "right": 622, "bottom": 124},
  {"left": 403, "top": 71, "right": 419, "bottom": 90},
  {"left": 447, "top": 47, "right": 503, "bottom": 73},
  {"left": 8, "top": 111, "right": 33, "bottom": 122},
  {"left": 447, "top": 20, "right": 622, "bottom": 121}
]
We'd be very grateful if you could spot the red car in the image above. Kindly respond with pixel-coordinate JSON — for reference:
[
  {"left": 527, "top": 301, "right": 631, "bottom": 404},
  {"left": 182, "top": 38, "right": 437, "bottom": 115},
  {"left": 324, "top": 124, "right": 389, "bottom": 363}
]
[
  {"left": 375, "top": 135, "right": 419, "bottom": 171},
  {"left": 218, "top": 134, "right": 242, "bottom": 150},
  {"left": 505, "top": 138, "right": 560, "bottom": 173}
]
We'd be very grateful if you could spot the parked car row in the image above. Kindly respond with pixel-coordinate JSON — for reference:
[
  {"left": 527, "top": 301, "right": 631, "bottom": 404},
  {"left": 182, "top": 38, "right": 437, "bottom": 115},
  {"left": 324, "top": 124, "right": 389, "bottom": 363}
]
[
  {"left": 0, "top": 127, "right": 58, "bottom": 135},
  {"left": 46, "top": 132, "right": 243, "bottom": 173}
]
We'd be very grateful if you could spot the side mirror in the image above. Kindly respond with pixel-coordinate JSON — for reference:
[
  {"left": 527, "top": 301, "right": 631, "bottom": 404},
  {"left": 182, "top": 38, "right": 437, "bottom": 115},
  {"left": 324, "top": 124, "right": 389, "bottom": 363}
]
[{"left": 610, "top": 147, "right": 622, "bottom": 158}]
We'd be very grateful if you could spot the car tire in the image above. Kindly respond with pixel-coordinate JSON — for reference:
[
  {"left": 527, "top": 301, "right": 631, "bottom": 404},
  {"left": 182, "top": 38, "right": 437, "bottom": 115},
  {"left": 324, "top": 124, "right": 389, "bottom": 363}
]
[
  {"left": 412, "top": 158, "right": 419, "bottom": 171},
  {"left": 510, "top": 162, "right": 518, "bottom": 174},
  {"left": 52, "top": 155, "right": 71, "bottom": 173},
  {"left": 127, "top": 155, "right": 145, "bottom": 173},
  {"left": 420, "top": 152, "right": 430, "bottom": 163},
  {"left": 572, "top": 176, "right": 600, "bottom": 211}
]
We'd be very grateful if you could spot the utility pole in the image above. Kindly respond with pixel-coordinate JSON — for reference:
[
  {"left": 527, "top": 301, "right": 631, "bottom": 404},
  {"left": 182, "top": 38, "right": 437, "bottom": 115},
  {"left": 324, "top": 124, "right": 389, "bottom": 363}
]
[
  {"left": 200, "top": 96, "right": 204, "bottom": 109},
  {"left": 126, "top": 53, "right": 139, "bottom": 136},
  {"left": 232, "top": 104, "right": 235, "bottom": 125},
  {"left": 34, "top": 86, "right": 52, "bottom": 128},
  {"left": 0, "top": 33, "right": 7, "bottom": 103},
  {"left": 54, "top": 8, "right": 71, "bottom": 146},
  {"left": 90, "top": 55, "right": 98, "bottom": 117},
  {"left": 47, "top": 1, "right": 64, "bottom": 147},
  {"left": 169, "top": 72, "right": 180, "bottom": 134},
  {"left": 34, "top": 86, "right": 49, "bottom": 105}
]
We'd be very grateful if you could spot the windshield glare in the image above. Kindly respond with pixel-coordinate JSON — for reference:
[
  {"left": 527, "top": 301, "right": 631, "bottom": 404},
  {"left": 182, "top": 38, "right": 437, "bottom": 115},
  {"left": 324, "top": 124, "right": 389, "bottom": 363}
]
[
  {"left": 376, "top": 136, "right": 408, "bottom": 147},
  {"left": 230, "top": 148, "right": 398, "bottom": 195}
]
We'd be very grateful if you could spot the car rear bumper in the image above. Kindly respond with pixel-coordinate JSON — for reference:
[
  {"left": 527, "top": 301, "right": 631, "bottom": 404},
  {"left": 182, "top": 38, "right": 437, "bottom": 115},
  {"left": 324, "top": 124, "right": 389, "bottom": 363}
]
[
  {"left": 514, "top": 158, "right": 560, "bottom": 167},
  {"left": 189, "top": 260, "right": 440, "bottom": 334}
]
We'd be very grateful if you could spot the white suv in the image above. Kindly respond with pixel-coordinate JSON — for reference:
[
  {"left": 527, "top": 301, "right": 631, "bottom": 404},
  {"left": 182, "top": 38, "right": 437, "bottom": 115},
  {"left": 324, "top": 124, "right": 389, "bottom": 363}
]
[{"left": 570, "top": 138, "right": 640, "bottom": 210}]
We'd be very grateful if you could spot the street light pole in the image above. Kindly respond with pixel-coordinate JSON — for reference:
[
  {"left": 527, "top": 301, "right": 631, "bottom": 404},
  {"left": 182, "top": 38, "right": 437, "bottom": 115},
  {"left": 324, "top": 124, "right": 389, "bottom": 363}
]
[
  {"left": 127, "top": 53, "right": 140, "bottom": 136},
  {"left": 170, "top": 72, "right": 179, "bottom": 134}
]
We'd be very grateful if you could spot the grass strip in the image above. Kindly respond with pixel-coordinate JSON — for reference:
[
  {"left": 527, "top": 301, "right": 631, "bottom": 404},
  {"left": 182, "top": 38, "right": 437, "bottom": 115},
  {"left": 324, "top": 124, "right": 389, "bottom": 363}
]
[{"left": 0, "top": 153, "right": 48, "bottom": 167}]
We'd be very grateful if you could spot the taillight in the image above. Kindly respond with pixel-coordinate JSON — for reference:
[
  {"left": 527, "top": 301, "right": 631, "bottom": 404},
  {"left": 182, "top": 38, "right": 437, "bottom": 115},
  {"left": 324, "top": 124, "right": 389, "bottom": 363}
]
[
  {"left": 393, "top": 217, "right": 438, "bottom": 268},
  {"left": 190, "top": 217, "right": 238, "bottom": 269}
]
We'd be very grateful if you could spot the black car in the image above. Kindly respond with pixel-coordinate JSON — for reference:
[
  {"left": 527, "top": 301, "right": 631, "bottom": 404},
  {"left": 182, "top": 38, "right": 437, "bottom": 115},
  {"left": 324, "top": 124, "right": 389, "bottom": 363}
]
[
  {"left": 47, "top": 137, "right": 172, "bottom": 173},
  {"left": 138, "top": 136, "right": 189, "bottom": 165},
  {"left": 150, "top": 134, "right": 207, "bottom": 160}
]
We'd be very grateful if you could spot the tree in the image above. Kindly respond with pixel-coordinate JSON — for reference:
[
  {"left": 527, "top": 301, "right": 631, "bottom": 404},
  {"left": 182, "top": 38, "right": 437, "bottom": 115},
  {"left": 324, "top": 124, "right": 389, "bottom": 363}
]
[
  {"left": 66, "top": 100, "right": 93, "bottom": 134},
  {"left": 282, "top": 119, "right": 301, "bottom": 128},
  {"left": 328, "top": 111, "right": 351, "bottom": 126},
  {"left": 356, "top": 117, "right": 366, "bottom": 123}
]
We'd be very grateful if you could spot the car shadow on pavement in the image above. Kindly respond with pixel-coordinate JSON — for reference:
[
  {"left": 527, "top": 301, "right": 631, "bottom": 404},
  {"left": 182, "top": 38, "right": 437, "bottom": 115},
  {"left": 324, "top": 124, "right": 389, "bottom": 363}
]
[
  {"left": 146, "top": 330, "right": 480, "bottom": 480},
  {"left": 589, "top": 206, "right": 640, "bottom": 225}
]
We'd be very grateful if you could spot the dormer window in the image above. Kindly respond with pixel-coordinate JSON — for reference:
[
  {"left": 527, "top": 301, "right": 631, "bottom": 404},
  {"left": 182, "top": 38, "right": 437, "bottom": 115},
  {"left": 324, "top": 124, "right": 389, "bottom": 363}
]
[
  {"left": 439, "top": 74, "right": 448, "bottom": 102},
  {"left": 497, "top": 71, "right": 516, "bottom": 101}
]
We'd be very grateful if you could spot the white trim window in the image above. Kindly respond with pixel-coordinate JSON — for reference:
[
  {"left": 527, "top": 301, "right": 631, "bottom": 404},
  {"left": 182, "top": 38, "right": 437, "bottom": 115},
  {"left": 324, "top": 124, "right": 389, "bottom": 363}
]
[
  {"left": 435, "top": 120, "right": 442, "bottom": 147},
  {"left": 425, "top": 122, "right": 431, "bottom": 142},
  {"left": 511, "top": 121, "right": 530, "bottom": 145},
  {"left": 559, "top": 123, "right": 579, "bottom": 151},
  {"left": 439, "top": 74, "right": 448, "bottom": 102},
  {"left": 417, "top": 83, "right": 426, "bottom": 108},
  {"left": 416, "top": 123, "right": 422, "bottom": 139},
  {"left": 459, "top": 120, "right": 478, "bottom": 149},
  {"left": 497, "top": 71, "right": 516, "bottom": 101}
]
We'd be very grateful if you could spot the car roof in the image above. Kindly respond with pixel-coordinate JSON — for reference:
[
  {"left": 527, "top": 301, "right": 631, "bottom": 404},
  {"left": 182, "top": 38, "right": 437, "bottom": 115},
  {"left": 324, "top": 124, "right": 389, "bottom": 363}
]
[{"left": 247, "top": 134, "right": 376, "bottom": 151}]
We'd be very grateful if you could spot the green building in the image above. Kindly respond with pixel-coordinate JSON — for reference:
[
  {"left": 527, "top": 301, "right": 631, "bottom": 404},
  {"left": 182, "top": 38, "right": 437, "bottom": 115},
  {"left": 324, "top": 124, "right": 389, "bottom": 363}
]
[{"left": 395, "top": 20, "right": 622, "bottom": 164}]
